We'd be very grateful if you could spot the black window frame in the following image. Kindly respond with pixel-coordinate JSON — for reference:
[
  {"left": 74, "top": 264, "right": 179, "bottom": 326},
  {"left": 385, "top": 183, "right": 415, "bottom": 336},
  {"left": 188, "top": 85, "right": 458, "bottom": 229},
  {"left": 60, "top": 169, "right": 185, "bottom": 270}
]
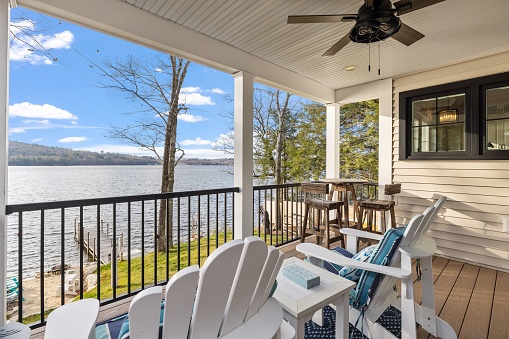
[{"left": 399, "top": 71, "right": 509, "bottom": 160}]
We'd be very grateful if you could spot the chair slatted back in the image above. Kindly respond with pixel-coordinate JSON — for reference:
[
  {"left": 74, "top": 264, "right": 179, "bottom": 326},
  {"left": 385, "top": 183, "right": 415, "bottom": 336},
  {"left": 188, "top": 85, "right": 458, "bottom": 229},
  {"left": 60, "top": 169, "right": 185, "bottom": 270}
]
[
  {"left": 260, "top": 248, "right": 284, "bottom": 308},
  {"left": 409, "top": 196, "right": 447, "bottom": 247},
  {"left": 188, "top": 239, "right": 245, "bottom": 339},
  {"left": 161, "top": 237, "right": 283, "bottom": 339},
  {"left": 301, "top": 182, "right": 329, "bottom": 195},
  {"left": 371, "top": 197, "right": 447, "bottom": 306},
  {"left": 219, "top": 237, "right": 269, "bottom": 336},
  {"left": 162, "top": 266, "right": 200, "bottom": 339},
  {"left": 245, "top": 246, "right": 283, "bottom": 320},
  {"left": 384, "top": 183, "right": 401, "bottom": 196},
  {"left": 370, "top": 198, "right": 445, "bottom": 308},
  {"left": 128, "top": 286, "right": 163, "bottom": 339}
]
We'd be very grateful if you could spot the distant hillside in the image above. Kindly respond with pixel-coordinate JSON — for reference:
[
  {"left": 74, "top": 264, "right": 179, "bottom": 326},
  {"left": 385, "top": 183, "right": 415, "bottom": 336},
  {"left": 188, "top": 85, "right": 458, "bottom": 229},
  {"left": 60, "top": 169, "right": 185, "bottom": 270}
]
[
  {"left": 179, "top": 158, "right": 233, "bottom": 166},
  {"left": 9, "top": 141, "right": 160, "bottom": 166}
]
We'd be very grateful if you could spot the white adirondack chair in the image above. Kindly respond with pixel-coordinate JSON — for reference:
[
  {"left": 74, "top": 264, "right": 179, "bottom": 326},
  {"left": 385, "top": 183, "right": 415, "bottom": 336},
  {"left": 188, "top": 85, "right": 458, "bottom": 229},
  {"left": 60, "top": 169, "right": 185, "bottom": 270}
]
[
  {"left": 122, "top": 236, "right": 295, "bottom": 339},
  {"left": 297, "top": 196, "right": 457, "bottom": 339}
]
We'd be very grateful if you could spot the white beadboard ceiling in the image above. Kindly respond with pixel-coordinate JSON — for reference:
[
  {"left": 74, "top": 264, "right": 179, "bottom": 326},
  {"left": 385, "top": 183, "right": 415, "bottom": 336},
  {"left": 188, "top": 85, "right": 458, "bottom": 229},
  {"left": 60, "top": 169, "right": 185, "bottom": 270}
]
[
  {"left": 118, "top": 0, "right": 509, "bottom": 90},
  {"left": 20, "top": 0, "right": 509, "bottom": 95}
]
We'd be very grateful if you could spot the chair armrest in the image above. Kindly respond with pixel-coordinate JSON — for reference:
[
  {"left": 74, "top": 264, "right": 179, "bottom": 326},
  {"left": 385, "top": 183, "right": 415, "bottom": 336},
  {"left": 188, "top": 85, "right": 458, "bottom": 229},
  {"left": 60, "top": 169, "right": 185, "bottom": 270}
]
[
  {"left": 340, "top": 228, "right": 384, "bottom": 241},
  {"left": 296, "top": 243, "right": 412, "bottom": 279}
]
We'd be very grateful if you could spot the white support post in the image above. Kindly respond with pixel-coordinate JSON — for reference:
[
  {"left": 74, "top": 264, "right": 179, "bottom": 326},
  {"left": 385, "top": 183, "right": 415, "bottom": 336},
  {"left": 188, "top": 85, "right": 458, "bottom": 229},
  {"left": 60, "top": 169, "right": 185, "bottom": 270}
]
[
  {"left": 326, "top": 103, "right": 340, "bottom": 178},
  {"left": 378, "top": 79, "right": 393, "bottom": 199},
  {"left": 0, "top": 0, "right": 10, "bottom": 325},
  {"left": 378, "top": 79, "right": 394, "bottom": 227},
  {"left": 233, "top": 71, "right": 254, "bottom": 239}
]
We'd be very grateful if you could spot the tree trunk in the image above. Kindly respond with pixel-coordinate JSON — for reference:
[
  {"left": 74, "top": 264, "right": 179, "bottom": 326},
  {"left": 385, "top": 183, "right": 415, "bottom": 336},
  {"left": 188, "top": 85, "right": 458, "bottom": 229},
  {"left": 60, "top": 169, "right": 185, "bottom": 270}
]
[{"left": 157, "top": 57, "right": 189, "bottom": 253}]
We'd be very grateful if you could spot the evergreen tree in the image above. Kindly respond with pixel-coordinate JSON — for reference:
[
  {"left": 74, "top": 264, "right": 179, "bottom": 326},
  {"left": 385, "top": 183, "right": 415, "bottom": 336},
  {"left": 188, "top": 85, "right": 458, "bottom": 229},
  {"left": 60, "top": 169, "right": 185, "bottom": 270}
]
[{"left": 339, "top": 100, "right": 379, "bottom": 181}]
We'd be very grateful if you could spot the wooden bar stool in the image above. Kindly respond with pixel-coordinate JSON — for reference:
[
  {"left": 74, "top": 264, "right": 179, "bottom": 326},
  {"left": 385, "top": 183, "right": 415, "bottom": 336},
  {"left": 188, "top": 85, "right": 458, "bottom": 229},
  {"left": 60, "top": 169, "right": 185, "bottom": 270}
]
[
  {"left": 357, "top": 183, "right": 401, "bottom": 235},
  {"left": 300, "top": 182, "right": 344, "bottom": 249}
]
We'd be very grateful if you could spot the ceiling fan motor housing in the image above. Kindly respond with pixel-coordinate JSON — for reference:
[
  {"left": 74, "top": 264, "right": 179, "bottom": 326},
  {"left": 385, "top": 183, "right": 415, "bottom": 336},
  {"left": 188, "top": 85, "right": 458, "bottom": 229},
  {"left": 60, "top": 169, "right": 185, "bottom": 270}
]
[{"left": 350, "top": 0, "right": 401, "bottom": 43}]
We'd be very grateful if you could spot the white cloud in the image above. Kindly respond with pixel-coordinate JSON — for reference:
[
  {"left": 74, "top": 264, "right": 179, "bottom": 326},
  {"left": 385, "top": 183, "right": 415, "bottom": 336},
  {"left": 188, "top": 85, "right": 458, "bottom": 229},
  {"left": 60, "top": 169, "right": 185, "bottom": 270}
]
[
  {"left": 155, "top": 68, "right": 163, "bottom": 73},
  {"left": 210, "top": 88, "right": 226, "bottom": 95},
  {"left": 32, "top": 138, "right": 43, "bottom": 142},
  {"left": 212, "top": 132, "right": 234, "bottom": 147},
  {"left": 178, "top": 87, "right": 216, "bottom": 105},
  {"left": 180, "top": 137, "right": 212, "bottom": 146},
  {"left": 10, "top": 102, "right": 77, "bottom": 120},
  {"left": 9, "top": 20, "right": 34, "bottom": 35},
  {"left": 179, "top": 93, "right": 214, "bottom": 106},
  {"left": 58, "top": 136, "right": 87, "bottom": 143},
  {"left": 9, "top": 20, "right": 74, "bottom": 65},
  {"left": 71, "top": 121, "right": 78, "bottom": 125},
  {"left": 22, "top": 119, "right": 49, "bottom": 124},
  {"left": 181, "top": 87, "right": 200, "bottom": 94},
  {"left": 177, "top": 114, "right": 207, "bottom": 123},
  {"left": 9, "top": 128, "right": 25, "bottom": 134}
]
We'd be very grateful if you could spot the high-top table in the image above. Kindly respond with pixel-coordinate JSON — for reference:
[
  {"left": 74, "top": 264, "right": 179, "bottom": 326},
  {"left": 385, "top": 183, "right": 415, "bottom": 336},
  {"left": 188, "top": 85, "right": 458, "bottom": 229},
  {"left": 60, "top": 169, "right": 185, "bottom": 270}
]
[
  {"left": 273, "top": 257, "right": 355, "bottom": 339},
  {"left": 319, "top": 178, "right": 367, "bottom": 228}
]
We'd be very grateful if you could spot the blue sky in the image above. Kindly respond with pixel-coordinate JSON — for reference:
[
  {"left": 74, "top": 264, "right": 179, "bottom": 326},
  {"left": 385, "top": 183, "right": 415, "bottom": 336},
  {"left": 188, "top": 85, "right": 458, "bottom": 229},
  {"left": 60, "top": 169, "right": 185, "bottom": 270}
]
[{"left": 8, "top": 7, "right": 235, "bottom": 159}]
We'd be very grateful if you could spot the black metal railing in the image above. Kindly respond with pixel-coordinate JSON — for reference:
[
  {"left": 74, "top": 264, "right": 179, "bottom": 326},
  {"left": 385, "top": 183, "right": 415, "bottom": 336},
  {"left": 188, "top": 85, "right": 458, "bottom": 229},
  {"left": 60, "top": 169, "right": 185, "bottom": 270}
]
[
  {"left": 253, "top": 183, "right": 303, "bottom": 247},
  {"left": 5, "top": 187, "right": 238, "bottom": 328}
]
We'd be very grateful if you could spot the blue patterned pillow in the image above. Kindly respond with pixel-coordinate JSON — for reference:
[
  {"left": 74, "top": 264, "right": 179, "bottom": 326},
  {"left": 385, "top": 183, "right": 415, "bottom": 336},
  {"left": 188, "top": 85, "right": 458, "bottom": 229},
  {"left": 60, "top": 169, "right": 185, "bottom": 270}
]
[
  {"left": 322, "top": 246, "right": 354, "bottom": 275},
  {"left": 338, "top": 245, "right": 377, "bottom": 282}
]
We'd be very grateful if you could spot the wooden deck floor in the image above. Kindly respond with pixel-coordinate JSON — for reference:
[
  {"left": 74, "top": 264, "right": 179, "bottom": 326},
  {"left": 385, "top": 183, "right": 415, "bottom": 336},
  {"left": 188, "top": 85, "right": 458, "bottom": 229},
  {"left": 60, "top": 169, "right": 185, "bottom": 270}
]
[{"left": 30, "top": 237, "right": 509, "bottom": 339}]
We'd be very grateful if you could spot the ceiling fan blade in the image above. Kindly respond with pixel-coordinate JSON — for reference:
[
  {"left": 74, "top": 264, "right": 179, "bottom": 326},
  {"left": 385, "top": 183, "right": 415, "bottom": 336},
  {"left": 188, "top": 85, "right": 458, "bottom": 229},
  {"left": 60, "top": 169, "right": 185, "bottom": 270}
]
[
  {"left": 322, "top": 33, "right": 351, "bottom": 56},
  {"left": 287, "top": 14, "right": 356, "bottom": 24},
  {"left": 394, "top": 0, "right": 446, "bottom": 16},
  {"left": 392, "top": 22, "right": 425, "bottom": 46}
]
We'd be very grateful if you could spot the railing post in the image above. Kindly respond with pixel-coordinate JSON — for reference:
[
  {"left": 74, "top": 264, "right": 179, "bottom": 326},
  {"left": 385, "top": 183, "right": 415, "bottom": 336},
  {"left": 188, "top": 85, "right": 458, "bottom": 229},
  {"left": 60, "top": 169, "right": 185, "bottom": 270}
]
[
  {"left": 233, "top": 71, "right": 254, "bottom": 239},
  {"left": 111, "top": 247, "right": 117, "bottom": 288}
]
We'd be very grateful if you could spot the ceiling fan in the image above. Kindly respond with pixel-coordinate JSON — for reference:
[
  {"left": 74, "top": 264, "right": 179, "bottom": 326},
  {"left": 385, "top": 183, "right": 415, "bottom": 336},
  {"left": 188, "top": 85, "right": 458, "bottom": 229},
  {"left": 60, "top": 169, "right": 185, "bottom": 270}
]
[{"left": 288, "top": 0, "right": 446, "bottom": 56}]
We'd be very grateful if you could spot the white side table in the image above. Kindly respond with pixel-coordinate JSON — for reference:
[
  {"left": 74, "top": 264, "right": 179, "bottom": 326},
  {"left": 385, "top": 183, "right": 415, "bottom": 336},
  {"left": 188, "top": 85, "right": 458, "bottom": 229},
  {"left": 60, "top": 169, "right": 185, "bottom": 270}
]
[
  {"left": 273, "top": 257, "right": 355, "bottom": 339},
  {"left": 0, "top": 322, "right": 30, "bottom": 339}
]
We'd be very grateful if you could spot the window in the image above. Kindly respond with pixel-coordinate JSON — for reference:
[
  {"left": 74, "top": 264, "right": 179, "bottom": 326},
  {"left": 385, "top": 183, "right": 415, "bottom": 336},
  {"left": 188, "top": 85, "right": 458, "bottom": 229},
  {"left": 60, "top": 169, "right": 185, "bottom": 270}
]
[
  {"left": 485, "top": 85, "right": 509, "bottom": 151},
  {"left": 399, "top": 72, "right": 509, "bottom": 160},
  {"left": 412, "top": 93, "right": 466, "bottom": 153}
]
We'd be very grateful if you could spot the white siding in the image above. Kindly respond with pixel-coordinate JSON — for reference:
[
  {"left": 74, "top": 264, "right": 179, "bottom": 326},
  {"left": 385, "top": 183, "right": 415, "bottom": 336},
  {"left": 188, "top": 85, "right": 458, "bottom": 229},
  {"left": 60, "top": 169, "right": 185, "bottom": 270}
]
[{"left": 393, "top": 51, "right": 509, "bottom": 272}]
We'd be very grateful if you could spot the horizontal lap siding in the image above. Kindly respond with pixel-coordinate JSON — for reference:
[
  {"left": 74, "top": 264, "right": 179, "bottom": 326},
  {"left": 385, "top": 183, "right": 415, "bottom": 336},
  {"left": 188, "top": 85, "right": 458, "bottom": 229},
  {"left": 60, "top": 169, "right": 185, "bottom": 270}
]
[{"left": 392, "top": 52, "right": 509, "bottom": 272}]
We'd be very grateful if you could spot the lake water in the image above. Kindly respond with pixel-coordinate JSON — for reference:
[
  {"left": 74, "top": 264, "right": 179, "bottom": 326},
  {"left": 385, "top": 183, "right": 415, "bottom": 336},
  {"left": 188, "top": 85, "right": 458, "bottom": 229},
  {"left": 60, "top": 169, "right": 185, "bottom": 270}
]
[{"left": 7, "top": 165, "right": 235, "bottom": 277}]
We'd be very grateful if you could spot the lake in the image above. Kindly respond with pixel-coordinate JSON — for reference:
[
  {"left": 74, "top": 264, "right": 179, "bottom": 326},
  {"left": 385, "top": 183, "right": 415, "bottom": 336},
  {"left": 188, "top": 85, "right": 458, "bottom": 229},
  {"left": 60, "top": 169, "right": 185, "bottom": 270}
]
[{"left": 7, "top": 165, "right": 236, "bottom": 277}]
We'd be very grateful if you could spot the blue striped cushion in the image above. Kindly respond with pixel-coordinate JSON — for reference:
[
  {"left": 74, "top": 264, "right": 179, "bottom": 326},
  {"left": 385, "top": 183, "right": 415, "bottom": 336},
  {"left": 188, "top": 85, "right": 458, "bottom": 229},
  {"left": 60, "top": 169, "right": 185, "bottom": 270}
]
[{"left": 349, "top": 226, "right": 406, "bottom": 309}]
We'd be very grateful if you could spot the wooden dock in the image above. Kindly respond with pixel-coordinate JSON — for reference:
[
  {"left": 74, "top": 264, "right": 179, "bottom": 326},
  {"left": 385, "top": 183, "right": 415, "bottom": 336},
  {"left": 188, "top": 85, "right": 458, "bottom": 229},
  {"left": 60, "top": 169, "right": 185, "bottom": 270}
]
[{"left": 73, "top": 220, "right": 123, "bottom": 265}]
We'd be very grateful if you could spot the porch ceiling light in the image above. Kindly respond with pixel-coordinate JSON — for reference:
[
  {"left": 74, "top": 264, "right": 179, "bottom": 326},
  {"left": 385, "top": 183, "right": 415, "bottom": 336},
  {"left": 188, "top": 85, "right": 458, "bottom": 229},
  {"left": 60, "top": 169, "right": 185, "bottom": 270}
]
[
  {"left": 438, "top": 109, "right": 459, "bottom": 124},
  {"left": 344, "top": 65, "right": 356, "bottom": 71}
]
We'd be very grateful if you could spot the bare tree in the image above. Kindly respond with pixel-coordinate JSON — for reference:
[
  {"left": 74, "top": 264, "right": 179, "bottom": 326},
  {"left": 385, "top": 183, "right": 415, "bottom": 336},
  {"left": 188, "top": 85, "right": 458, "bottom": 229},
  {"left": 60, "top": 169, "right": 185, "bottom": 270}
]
[
  {"left": 214, "top": 87, "right": 299, "bottom": 183},
  {"left": 96, "top": 54, "right": 190, "bottom": 252}
]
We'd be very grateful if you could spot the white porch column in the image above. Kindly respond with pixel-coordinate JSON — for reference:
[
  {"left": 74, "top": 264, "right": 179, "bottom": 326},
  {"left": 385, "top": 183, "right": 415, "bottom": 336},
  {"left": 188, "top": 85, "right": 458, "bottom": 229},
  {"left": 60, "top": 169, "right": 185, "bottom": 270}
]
[
  {"left": 0, "top": 0, "right": 11, "bottom": 325},
  {"left": 378, "top": 79, "right": 393, "bottom": 199},
  {"left": 326, "top": 103, "right": 340, "bottom": 178},
  {"left": 233, "top": 71, "right": 254, "bottom": 239}
]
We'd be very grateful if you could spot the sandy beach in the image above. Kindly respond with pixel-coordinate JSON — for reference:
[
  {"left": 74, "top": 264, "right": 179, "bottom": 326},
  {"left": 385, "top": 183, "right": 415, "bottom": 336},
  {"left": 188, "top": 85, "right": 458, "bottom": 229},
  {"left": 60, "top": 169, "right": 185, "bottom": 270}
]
[{"left": 8, "top": 266, "right": 97, "bottom": 321}]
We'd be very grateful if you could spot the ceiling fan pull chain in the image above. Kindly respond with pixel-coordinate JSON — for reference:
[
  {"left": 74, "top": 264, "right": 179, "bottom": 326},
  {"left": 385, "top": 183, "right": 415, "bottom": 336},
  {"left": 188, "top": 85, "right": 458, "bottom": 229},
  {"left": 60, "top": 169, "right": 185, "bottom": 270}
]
[
  {"left": 368, "top": 42, "right": 371, "bottom": 72},
  {"left": 378, "top": 41, "right": 381, "bottom": 76}
]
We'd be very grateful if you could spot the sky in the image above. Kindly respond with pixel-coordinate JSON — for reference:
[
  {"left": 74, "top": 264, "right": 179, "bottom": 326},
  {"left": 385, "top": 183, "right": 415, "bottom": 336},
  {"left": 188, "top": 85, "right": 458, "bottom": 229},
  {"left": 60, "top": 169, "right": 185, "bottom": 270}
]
[{"left": 8, "top": 7, "right": 236, "bottom": 159}]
